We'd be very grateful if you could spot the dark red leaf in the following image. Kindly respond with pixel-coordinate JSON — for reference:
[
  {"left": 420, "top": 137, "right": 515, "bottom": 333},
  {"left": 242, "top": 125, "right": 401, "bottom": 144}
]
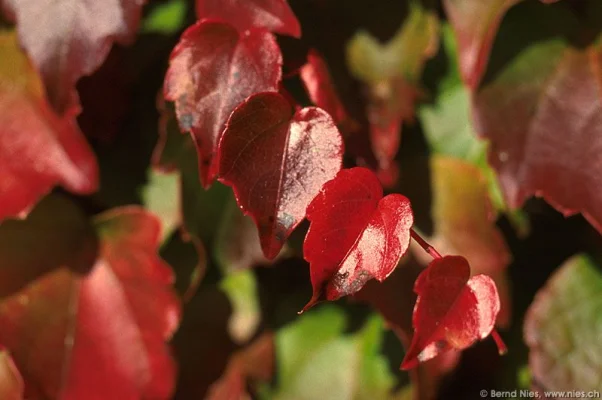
[
  {"left": 5, "top": 0, "right": 146, "bottom": 113},
  {"left": 302, "top": 167, "right": 413, "bottom": 310},
  {"left": 195, "top": 0, "right": 300, "bottom": 38},
  {"left": 0, "top": 208, "right": 180, "bottom": 399},
  {"left": 0, "top": 194, "right": 98, "bottom": 298},
  {"left": 300, "top": 50, "right": 351, "bottom": 128},
  {"left": 218, "top": 92, "right": 343, "bottom": 260},
  {"left": 0, "top": 31, "right": 98, "bottom": 222},
  {"left": 164, "top": 20, "right": 282, "bottom": 187},
  {"left": 401, "top": 255, "right": 501, "bottom": 370},
  {"left": 473, "top": 38, "right": 602, "bottom": 233}
]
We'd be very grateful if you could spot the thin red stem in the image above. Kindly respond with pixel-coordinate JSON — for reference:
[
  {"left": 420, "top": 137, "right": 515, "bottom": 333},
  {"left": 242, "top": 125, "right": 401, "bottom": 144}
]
[
  {"left": 410, "top": 228, "right": 442, "bottom": 259},
  {"left": 491, "top": 329, "right": 507, "bottom": 355}
]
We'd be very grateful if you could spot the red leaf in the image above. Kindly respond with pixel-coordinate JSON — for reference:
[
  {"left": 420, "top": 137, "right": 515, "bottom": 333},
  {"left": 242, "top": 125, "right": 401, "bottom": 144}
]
[
  {"left": 443, "top": 0, "right": 520, "bottom": 89},
  {"left": 300, "top": 50, "right": 351, "bottom": 128},
  {"left": 302, "top": 167, "right": 413, "bottom": 310},
  {"left": 5, "top": 0, "right": 146, "bottom": 113},
  {"left": 164, "top": 20, "right": 282, "bottom": 187},
  {"left": 0, "top": 208, "right": 180, "bottom": 399},
  {"left": 354, "top": 258, "right": 459, "bottom": 400},
  {"left": 218, "top": 92, "right": 343, "bottom": 260},
  {"left": 0, "top": 351, "right": 23, "bottom": 400},
  {"left": 0, "top": 31, "right": 98, "bottom": 221},
  {"left": 401, "top": 255, "right": 501, "bottom": 370},
  {"left": 195, "top": 0, "right": 300, "bottom": 38},
  {"left": 473, "top": 39, "right": 602, "bottom": 233}
]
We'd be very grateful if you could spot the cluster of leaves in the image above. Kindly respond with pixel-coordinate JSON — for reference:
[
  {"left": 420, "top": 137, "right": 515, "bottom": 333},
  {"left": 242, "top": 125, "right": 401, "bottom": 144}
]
[{"left": 1, "top": 0, "right": 602, "bottom": 399}]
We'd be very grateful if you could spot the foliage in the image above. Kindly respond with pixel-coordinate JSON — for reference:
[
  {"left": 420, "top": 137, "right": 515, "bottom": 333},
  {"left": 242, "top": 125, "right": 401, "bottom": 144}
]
[{"left": 0, "top": 0, "right": 601, "bottom": 399}]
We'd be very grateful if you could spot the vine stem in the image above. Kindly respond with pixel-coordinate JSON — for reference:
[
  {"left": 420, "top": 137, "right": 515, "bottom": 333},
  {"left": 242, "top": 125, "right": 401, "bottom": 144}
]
[{"left": 410, "top": 228, "right": 442, "bottom": 259}]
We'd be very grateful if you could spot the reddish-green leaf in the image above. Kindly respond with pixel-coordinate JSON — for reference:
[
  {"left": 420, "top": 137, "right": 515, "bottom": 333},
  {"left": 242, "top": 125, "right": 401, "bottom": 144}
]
[
  {"left": 473, "top": 38, "right": 602, "bottom": 233},
  {"left": 524, "top": 255, "right": 602, "bottom": 393},
  {"left": 0, "top": 208, "right": 180, "bottom": 399},
  {"left": 218, "top": 92, "right": 344, "bottom": 260},
  {"left": 164, "top": 20, "right": 282, "bottom": 187},
  {"left": 443, "top": 0, "right": 520, "bottom": 89},
  {"left": 346, "top": 3, "right": 438, "bottom": 175},
  {"left": 0, "top": 31, "right": 98, "bottom": 221},
  {"left": 401, "top": 255, "right": 501, "bottom": 369},
  {"left": 300, "top": 50, "right": 351, "bottom": 128},
  {"left": 196, "top": 0, "right": 300, "bottom": 38},
  {"left": 4, "top": 0, "right": 145, "bottom": 113},
  {"left": 302, "top": 167, "right": 413, "bottom": 310}
]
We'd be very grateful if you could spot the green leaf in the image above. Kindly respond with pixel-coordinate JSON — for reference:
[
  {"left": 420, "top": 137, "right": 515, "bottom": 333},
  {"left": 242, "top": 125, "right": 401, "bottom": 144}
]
[
  {"left": 524, "top": 254, "right": 602, "bottom": 392},
  {"left": 141, "top": 170, "right": 180, "bottom": 243},
  {"left": 220, "top": 269, "right": 260, "bottom": 344},
  {"left": 141, "top": 0, "right": 187, "bottom": 35},
  {"left": 346, "top": 1, "right": 438, "bottom": 84},
  {"left": 271, "top": 308, "right": 396, "bottom": 400}
]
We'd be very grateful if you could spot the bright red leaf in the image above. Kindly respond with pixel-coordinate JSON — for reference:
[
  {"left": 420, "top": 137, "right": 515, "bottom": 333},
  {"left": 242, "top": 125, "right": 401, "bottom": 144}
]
[
  {"left": 4, "top": 0, "right": 146, "bottom": 113},
  {"left": 0, "top": 31, "right": 98, "bottom": 222},
  {"left": 195, "top": 0, "right": 300, "bottom": 38},
  {"left": 401, "top": 255, "right": 502, "bottom": 370},
  {"left": 302, "top": 167, "right": 413, "bottom": 310},
  {"left": 0, "top": 207, "right": 180, "bottom": 399},
  {"left": 218, "top": 92, "right": 343, "bottom": 260},
  {"left": 164, "top": 20, "right": 282, "bottom": 187},
  {"left": 300, "top": 50, "right": 351, "bottom": 128}
]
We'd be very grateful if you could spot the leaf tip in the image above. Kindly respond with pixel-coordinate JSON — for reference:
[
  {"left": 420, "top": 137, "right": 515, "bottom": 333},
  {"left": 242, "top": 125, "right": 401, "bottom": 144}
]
[
  {"left": 399, "top": 356, "right": 418, "bottom": 371},
  {"left": 299, "top": 292, "right": 321, "bottom": 314}
]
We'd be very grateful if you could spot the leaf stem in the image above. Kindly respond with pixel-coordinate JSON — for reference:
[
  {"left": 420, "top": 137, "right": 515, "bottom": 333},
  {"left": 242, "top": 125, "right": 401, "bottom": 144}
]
[
  {"left": 410, "top": 228, "right": 442, "bottom": 259},
  {"left": 491, "top": 329, "right": 507, "bottom": 355}
]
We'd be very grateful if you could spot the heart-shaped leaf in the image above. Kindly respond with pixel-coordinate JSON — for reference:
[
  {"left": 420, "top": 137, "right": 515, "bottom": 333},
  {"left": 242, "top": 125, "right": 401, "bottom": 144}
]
[
  {"left": 196, "top": 0, "right": 300, "bottom": 38},
  {"left": 401, "top": 255, "right": 502, "bottom": 369},
  {"left": 302, "top": 167, "right": 413, "bottom": 310},
  {"left": 164, "top": 20, "right": 282, "bottom": 187},
  {"left": 0, "top": 30, "right": 98, "bottom": 221},
  {"left": 472, "top": 6, "right": 602, "bottom": 234},
  {"left": 423, "top": 156, "right": 512, "bottom": 327},
  {"left": 4, "top": 0, "right": 146, "bottom": 113},
  {"left": 0, "top": 208, "right": 180, "bottom": 399},
  {"left": 218, "top": 91, "right": 344, "bottom": 260}
]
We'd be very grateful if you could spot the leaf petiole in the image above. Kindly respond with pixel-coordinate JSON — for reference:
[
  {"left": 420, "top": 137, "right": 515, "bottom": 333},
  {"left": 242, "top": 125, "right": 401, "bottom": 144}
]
[
  {"left": 491, "top": 329, "right": 507, "bottom": 355},
  {"left": 410, "top": 228, "right": 442, "bottom": 259}
]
